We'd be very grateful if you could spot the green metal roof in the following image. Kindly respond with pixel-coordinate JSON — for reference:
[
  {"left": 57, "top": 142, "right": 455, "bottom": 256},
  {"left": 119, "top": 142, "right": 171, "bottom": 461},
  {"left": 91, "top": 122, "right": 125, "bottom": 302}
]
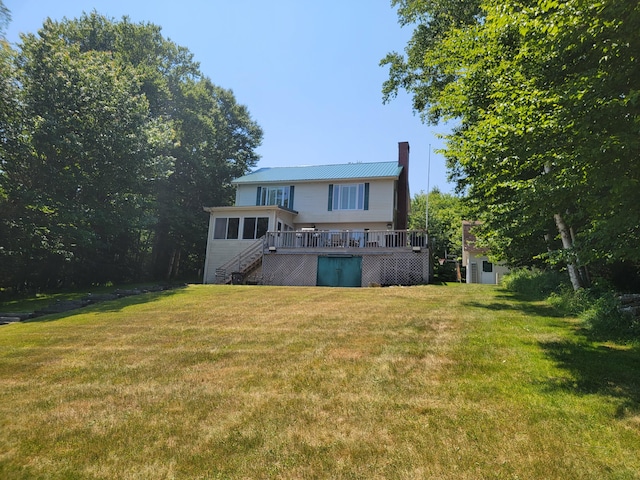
[{"left": 232, "top": 161, "right": 402, "bottom": 184}]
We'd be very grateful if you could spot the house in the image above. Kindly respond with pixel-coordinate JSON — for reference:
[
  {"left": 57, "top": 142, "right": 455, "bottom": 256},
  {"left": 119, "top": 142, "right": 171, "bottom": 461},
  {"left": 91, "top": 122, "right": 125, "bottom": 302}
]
[
  {"left": 202, "top": 142, "right": 429, "bottom": 287},
  {"left": 462, "top": 221, "right": 509, "bottom": 284}
]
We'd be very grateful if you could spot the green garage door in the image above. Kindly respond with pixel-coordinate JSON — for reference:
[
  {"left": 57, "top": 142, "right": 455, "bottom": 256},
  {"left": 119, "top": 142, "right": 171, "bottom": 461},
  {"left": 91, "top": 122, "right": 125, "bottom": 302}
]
[{"left": 317, "top": 256, "right": 362, "bottom": 287}]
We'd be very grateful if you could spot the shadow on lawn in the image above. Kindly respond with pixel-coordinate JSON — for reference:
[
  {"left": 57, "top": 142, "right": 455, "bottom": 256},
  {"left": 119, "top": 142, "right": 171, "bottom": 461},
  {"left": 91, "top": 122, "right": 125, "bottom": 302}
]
[
  {"left": 22, "top": 285, "right": 188, "bottom": 323},
  {"left": 539, "top": 339, "right": 640, "bottom": 418},
  {"left": 463, "top": 289, "right": 565, "bottom": 319},
  {"left": 463, "top": 289, "right": 640, "bottom": 418}
]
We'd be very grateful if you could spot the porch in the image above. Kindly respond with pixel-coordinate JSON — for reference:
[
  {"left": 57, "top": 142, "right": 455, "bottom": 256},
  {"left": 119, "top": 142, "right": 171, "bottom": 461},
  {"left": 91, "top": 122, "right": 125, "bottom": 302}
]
[
  {"left": 208, "top": 230, "right": 430, "bottom": 286},
  {"left": 261, "top": 229, "right": 430, "bottom": 287}
]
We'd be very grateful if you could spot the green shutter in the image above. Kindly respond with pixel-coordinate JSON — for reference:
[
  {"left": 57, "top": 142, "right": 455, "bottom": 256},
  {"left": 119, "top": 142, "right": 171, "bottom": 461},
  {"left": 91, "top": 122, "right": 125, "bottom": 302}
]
[
  {"left": 328, "top": 184, "right": 333, "bottom": 211},
  {"left": 364, "top": 183, "right": 370, "bottom": 211},
  {"left": 256, "top": 186, "right": 262, "bottom": 206},
  {"left": 289, "top": 185, "right": 295, "bottom": 209}
]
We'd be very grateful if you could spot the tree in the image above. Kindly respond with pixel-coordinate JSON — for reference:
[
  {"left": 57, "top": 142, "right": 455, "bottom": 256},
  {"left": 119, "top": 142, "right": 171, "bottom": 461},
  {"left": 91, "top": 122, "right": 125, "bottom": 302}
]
[
  {"left": 0, "top": 1, "right": 9, "bottom": 39},
  {"left": 0, "top": 2, "right": 20, "bottom": 288},
  {"left": 0, "top": 12, "right": 262, "bottom": 290},
  {"left": 383, "top": 0, "right": 640, "bottom": 290},
  {"left": 54, "top": 12, "right": 263, "bottom": 280},
  {"left": 151, "top": 77, "right": 263, "bottom": 279},
  {"left": 2, "top": 20, "right": 160, "bottom": 288},
  {"left": 409, "top": 188, "right": 463, "bottom": 258},
  {"left": 410, "top": 188, "right": 465, "bottom": 280}
]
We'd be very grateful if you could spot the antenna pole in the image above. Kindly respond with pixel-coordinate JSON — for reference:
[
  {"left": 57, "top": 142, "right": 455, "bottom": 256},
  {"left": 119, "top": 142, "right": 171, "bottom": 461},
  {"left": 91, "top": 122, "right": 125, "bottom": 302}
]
[{"left": 426, "top": 144, "right": 431, "bottom": 232}]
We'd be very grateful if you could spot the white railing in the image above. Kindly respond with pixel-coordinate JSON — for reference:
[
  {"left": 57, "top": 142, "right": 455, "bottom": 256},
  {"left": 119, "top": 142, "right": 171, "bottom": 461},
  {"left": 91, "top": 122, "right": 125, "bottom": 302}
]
[{"left": 264, "top": 230, "right": 427, "bottom": 251}]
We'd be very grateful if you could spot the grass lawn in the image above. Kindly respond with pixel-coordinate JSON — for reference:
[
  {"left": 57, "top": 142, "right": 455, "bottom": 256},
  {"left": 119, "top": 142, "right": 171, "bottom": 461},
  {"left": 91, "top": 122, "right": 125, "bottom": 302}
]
[{"left": 0, "top": 284, "right": 638, "bottom": 479}]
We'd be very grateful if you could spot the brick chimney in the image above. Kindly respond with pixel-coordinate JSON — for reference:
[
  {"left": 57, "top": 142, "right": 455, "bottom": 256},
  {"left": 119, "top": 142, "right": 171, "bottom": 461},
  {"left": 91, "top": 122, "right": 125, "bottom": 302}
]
[{"left": 396, "top": 141, "right": 410, "bottom": 230}]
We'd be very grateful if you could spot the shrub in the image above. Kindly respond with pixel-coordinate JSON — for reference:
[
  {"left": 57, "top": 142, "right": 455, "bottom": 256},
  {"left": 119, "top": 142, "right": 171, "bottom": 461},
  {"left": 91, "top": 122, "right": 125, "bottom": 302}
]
[
  {"left": 547, "top": 287, "right": 594, "bottom": 316},
  {"left": 581, "top": 294, "right": 640, "bottom": 339},
  {"left": 501, "top": 268, "right": 640, "bottom": 339},
  {"left": 433, "top": 259, "right": 458, "bottom": 282},
  {"left": 547, "top": 282, "right": 640, "bottom": 340},
  {"left": 502, "top": 268, "right": 567, "bottom": 299}
]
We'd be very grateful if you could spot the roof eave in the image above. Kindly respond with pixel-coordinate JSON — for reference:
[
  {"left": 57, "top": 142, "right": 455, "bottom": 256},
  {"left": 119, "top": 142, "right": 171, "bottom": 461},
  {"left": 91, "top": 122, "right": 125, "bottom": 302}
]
[
  {"left": 203, "top": 205, "right": 299, "bottom": 215},
  {"left": 232, "top": 174, "right": 401, "bottom": 185}
]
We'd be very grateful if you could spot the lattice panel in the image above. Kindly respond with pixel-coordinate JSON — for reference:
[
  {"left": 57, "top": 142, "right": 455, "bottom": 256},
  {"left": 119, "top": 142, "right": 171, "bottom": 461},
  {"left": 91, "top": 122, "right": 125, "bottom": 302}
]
[
  {"left": 262, "top": 251, "right": 429, "bottom": 286},
  {"left": 262, "top": 254, "right": 318, "bottom": 286},
  {"left": 380, "top": 254, "right": 425, "bottom": 285},
  {"left": 362, "top": 253, "right": 427, "bottom": 286}
]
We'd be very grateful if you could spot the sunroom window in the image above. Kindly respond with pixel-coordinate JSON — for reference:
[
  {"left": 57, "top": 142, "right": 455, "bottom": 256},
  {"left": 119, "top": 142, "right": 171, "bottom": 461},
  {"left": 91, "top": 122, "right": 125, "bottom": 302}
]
[
  {"left": 213, "top": 217, "right": 239, "bottom": 239},
  {"left": 242, "top": 217, "right": 269, "bottom": 239}
]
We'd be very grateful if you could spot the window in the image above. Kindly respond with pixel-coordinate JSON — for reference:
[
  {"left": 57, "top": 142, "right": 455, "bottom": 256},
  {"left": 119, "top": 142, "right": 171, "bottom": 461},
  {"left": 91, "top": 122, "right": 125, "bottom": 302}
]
[
  {"left": 329, "top": 183, "right": 369, "bottom": 211},
  {"left": 482, "top": 260, "right": 493, "bottom": 273},
  {"left": 213, "top": 217, "right": 239, "bottom": 239},
  {"left": 257, "top": 217, "right": 269, "bottom": 238},
  {"left": 257, "top": 186, "right": 294, "bottom": 208},
  {"left": 242, "top": 217, "right": 269, "bottom": 239}
]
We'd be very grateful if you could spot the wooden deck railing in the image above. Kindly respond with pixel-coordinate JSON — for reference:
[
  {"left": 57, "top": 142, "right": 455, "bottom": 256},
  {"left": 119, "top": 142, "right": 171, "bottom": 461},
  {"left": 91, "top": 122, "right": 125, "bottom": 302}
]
[{"left": 264, "top": 230, "right": 427, "bottom": 251}]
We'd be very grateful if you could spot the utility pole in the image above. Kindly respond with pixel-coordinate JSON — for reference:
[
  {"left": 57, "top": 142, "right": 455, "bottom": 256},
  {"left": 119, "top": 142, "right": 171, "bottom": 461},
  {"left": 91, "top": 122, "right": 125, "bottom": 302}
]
[{"left": 426, "top": 144, "right": 431, "bottom": 232}]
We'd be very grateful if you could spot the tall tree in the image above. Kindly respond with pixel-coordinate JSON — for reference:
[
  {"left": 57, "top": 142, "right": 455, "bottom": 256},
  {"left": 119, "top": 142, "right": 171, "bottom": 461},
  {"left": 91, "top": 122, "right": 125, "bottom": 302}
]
[
  {"left": 383, "top": 0, "right": 640, "bottom": 290},
  {"left": 410, "top": 188, "right": 465, "bottom": 280},
  {"left": 0, "top": 1, "right": 20, "bottom": 287},
  {"left": 55, "top": 12, "right": 263, "bottom": 280},
  {"left": 0, "top": 1, "right": 9, "bottom": 38},
  {"left": 3, "top": 21, "right": 159, "bottom": 287},
  {"left": 0, "top": 12, "right": 262, "bottom": 289},
  {"left": 151, "top": 77, "right": 263, "bottom": 279},
  {"left": 409, "top": 188, "right": 463, "bottom": 260}
]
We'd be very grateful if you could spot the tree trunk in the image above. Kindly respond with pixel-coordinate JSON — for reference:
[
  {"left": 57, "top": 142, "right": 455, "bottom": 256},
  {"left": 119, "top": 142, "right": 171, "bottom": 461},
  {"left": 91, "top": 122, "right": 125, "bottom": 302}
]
[
  {"left": 544, "top": 162, "right": 586, "bottom": 291},
  {"left": 553, "top": 212, "right": 585, "bottom": 291},
  {"left": 166, "top": 248, "right": 176, "bottom": 280},
  {"left": 172, "top": 249, "right": 181, "bottom": 279},
  {"left": 569, "top": 225, "right": 590, "bottom": 287}
]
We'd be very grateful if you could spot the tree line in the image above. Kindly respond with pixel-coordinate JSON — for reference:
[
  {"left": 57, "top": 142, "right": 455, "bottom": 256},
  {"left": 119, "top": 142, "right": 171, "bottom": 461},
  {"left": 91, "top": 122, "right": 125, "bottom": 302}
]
[
  {"left": 0, "top": 8, "right": 262, "bottom": 292},
  {"left": 383, "top": 0, "right": 640, "bottom": 291}
]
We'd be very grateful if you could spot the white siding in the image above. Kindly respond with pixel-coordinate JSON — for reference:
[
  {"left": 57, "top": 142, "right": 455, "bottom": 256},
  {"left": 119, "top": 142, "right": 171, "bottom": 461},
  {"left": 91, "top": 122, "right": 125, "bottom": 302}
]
[
  {"left": 203, "top": 239, "right": 261, "bottom": 284},
  {"left": 236, "top": 185, "right": 259, "bottom": 206},
  {"left": 465, "top": 253, "right": 510, "bottom": 285},
  {"left": 202, "top": 207, "right": 298, "bottom": 283},
  {"left": 235, "top": 179, "right": 396, "bottom": 226}
]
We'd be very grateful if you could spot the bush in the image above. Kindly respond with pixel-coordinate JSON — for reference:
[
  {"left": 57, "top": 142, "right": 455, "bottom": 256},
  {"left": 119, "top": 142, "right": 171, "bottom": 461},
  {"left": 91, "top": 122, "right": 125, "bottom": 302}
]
[
  {"left": 548, "top": 284, "right": 640, "bottom": 340},
  {"left": 502, "top": 268, "right": 567, "bottom": 299},
  {"left": 547, "top": 287, "right": 593, "bottom": 316},
  {"left": 433, "top": 259, "right": 458, "bottom": 282},
  {"left": 581, "top": 294, "right": 640, "bottom": 339},
  {"left": 503, "top": 268, "right": 639, "bottom": 340}
]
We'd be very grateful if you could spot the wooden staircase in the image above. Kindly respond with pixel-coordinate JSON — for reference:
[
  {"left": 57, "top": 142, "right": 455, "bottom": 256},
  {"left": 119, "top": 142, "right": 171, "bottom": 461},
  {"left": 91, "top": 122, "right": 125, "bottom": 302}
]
[{"left": 215, "top": 239, "right": 264, "bottom": 284}]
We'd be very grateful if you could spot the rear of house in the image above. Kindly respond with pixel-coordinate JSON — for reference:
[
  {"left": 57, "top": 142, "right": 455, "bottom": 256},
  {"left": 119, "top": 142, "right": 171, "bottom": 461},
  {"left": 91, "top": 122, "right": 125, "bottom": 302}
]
[{"left": 203, "top": 142, "right": 429, "bottom": 286}]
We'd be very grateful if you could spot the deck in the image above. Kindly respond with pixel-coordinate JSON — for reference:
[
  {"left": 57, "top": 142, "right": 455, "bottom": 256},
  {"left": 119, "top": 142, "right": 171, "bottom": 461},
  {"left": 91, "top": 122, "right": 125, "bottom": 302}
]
[{"left": 263, "top": 229, "right": 427, "bottom": 254}]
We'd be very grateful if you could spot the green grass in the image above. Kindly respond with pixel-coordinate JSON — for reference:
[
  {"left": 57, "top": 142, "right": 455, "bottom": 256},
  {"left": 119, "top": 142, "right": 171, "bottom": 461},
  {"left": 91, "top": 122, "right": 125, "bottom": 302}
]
[
  {"left": 0, "top": 284, "right": 638, "bottom": 479},
  {"left": 0, "top": 282, "right": 170, "bottom": 313}
]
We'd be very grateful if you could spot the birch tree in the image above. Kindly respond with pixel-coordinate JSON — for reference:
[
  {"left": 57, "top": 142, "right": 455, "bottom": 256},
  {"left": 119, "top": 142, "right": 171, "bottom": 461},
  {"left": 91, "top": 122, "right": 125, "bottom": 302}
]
[{"left": 382, "top": 0, "right": 640, "bottom": 289}]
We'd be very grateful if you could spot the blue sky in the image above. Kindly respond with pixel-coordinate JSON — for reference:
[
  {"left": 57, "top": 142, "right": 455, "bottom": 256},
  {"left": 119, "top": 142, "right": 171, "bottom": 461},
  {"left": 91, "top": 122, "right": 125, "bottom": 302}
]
[{"left": 4, "top": 0, "right": 455, "bottom": 195}]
